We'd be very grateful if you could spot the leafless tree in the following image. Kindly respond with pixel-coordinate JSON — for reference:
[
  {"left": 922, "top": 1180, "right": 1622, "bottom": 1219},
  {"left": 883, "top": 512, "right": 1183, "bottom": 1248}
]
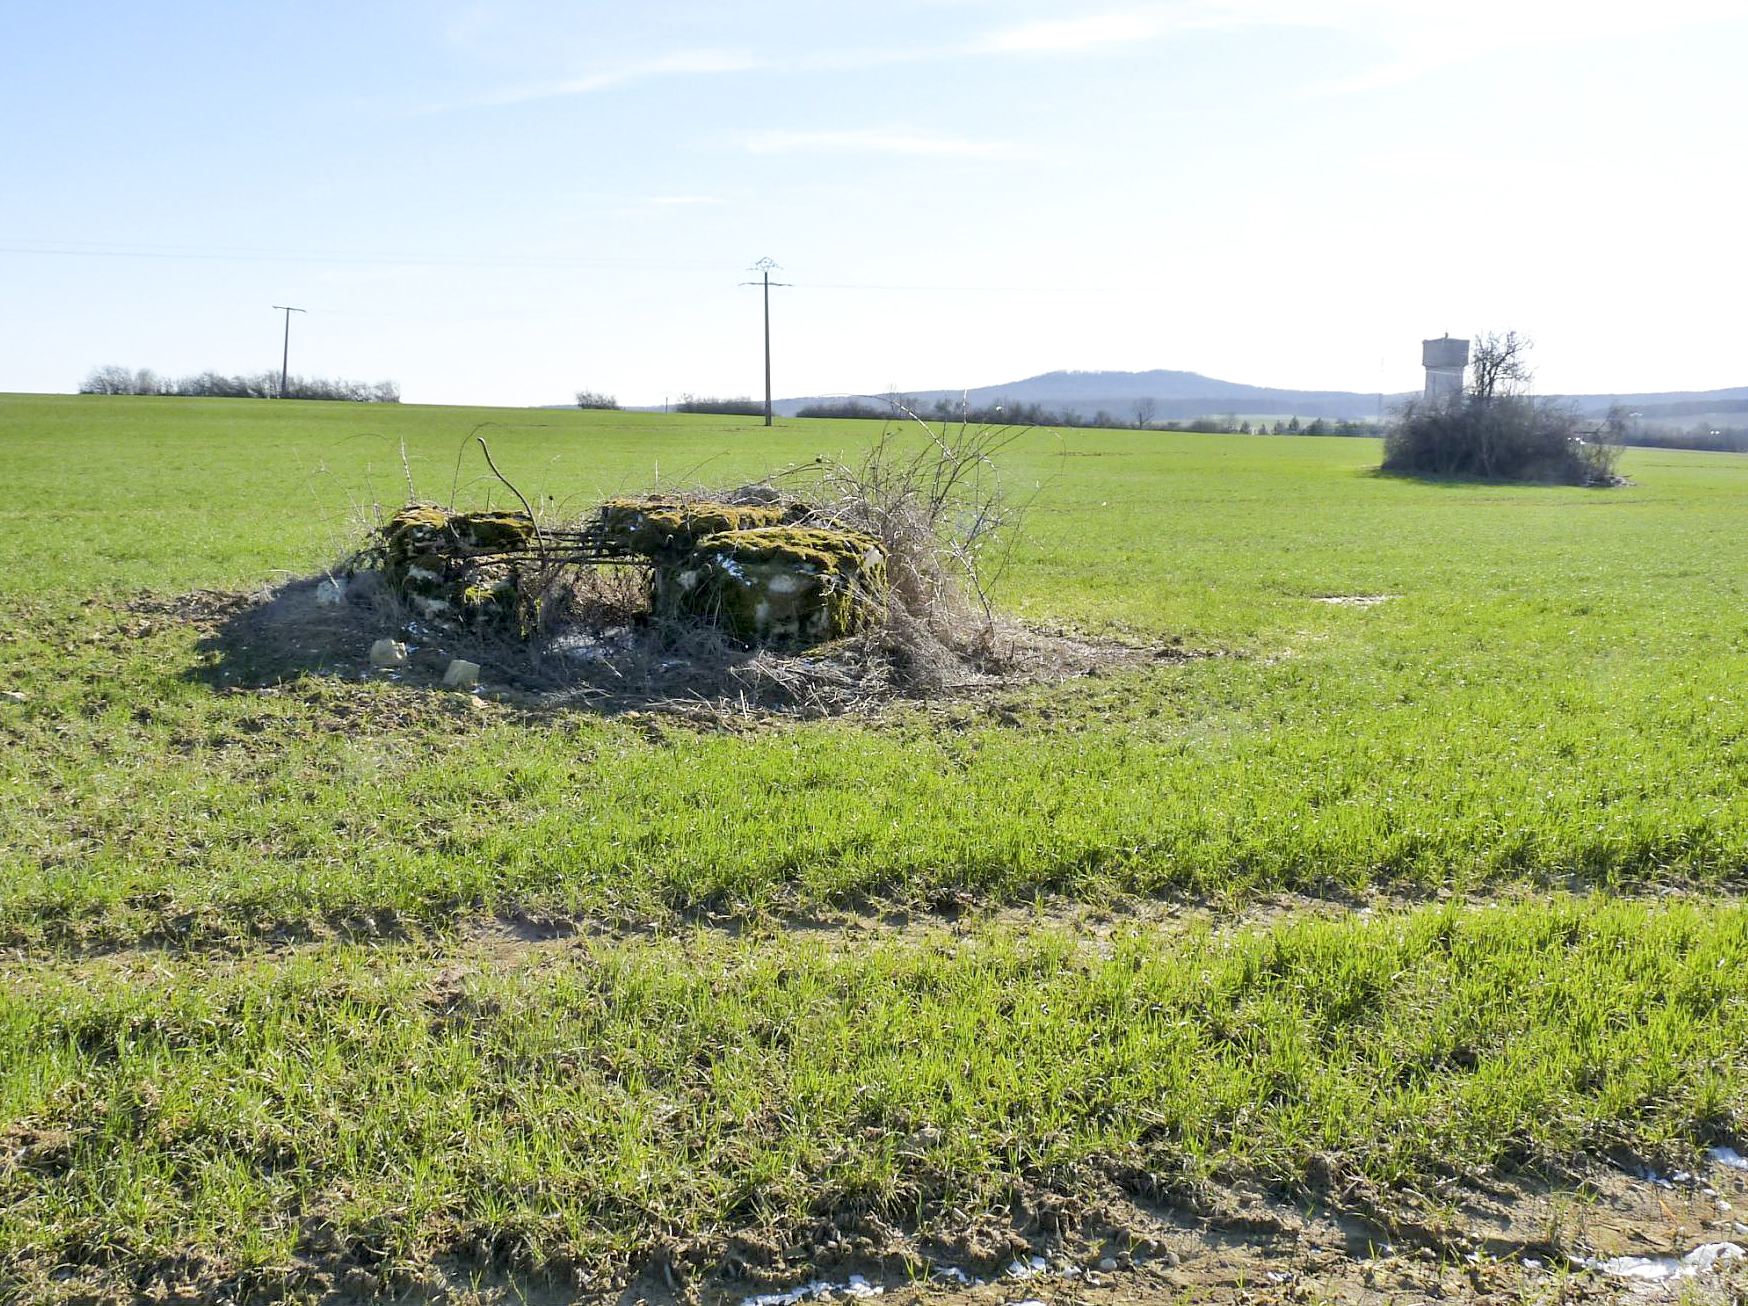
[
  {"left": 1469, "top": 330, "right": 1534, "bottom": 403},
  {"left": 79, "top": 365, "right": 134, "bottom": 394},
  {"left": 1133, "top": 397, "right": 1157, "bottom": 429}
]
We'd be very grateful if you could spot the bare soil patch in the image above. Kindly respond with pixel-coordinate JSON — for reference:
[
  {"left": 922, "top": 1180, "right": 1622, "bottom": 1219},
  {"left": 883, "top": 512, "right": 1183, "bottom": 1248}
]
[{"left": 168, "top": 577, "right": 1192, "bottom": 720}]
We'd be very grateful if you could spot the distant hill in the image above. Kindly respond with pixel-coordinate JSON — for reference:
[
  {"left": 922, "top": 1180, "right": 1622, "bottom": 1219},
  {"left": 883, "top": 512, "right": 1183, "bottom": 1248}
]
[
  {"left": 769, "top": 369, "right": 1748, "bottom": 423},
  {"left": 1545, "top": 388, "right": 1748, "bottom": 419},
  {"left": 775, "top": 369, "right": 1397, "bottom": 421}
]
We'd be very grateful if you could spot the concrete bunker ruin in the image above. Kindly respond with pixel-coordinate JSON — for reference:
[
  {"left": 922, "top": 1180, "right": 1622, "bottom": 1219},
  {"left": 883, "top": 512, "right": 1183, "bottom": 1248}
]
[{"left": 372, "top": 497, "right": 888, "bottom": 645}]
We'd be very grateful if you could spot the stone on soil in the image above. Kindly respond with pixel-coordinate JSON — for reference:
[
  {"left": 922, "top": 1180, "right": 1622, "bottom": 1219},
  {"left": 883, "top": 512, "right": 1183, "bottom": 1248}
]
[{"left": 442, "top": 658, "right": 481, "bottom": 688}]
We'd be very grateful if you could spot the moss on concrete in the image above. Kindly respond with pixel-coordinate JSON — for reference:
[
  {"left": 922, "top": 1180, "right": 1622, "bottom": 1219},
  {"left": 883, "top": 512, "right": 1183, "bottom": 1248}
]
[
  {"left": 664, "top": 525, "right": 887, "bottom": 642},
  {"left": 594, "top": 498, "right": 793, "bottom": 559},
  {"left": 373, "top": 500, "right": 882, "bottom": 645},
  {"left": 378, "top": 504, "right": 535, "bottom": 626}
]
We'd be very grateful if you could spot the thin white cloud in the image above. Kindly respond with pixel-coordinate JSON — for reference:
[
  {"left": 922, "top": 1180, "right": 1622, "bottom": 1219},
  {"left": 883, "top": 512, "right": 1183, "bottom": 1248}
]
[
  {"left": 429, "top": 0, "right": 1739, "bottom": 114},
  {"left": 643, "top": 196, "right": 720, "bottom": 206},
  {"left": 740, "top": 128, "right": 1024, "bottom": 159},
  {"left": 428, "top": 7, "right": 1194, "bottom": 112},
  {"left": 983, "top": 12, "right": 1166, "bottom": 52},
  {"left": 425, "top": 48, "right": 760, "bottom": 111},
  {"left": 1249, "top": 0, "right": 1748, "bottom": 96}
]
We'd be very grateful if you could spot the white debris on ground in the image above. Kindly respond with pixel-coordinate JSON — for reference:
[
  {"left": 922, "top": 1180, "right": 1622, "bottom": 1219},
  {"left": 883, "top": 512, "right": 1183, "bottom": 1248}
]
[
  {"left": 551, "top": 627, "right": 639, "bottom": 661},
  {"left": 739, "top": 1274, "right": 885, "bottom": 1306},
  {"left": 1711, "top": 1147, "right": 1748, "bottom": 1171},
  {"left": 1586, "top": 1243, "right": 1744, "bottom": 1283},
  {"left": 739, "top": 1253, "right": 1073, "bottom": 1306},
  {"left": 368, "top": 638, "right": 409, "bottom": 668},
  {"left": 442, "top": 658, "right": 481, "bottom": 689},
  {"left": 315, "top": 577, "right": 347, "bottom": 606},
  {"left": 1312, "top": 595, "right": 1395, "bottom": 606},
  {"left": 1628, "top": 1163, "right": 1677, "bottom": 1190}
]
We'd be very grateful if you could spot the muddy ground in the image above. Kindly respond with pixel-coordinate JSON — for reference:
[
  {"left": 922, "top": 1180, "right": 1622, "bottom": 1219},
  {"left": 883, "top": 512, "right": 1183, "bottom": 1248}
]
[{"left": 209, "top": 1152, "right": 1746, "bottom": 1306}]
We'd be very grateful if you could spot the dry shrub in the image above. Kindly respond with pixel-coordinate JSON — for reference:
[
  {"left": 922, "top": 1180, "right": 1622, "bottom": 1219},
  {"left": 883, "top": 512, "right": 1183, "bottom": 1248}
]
[{"left": 800, "top": 414, "right": 1025, "bottom": 687}]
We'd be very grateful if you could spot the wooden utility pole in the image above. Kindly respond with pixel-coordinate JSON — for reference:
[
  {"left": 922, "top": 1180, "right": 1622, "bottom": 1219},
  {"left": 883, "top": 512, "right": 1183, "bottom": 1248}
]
[
  {"left": 742, "top": 259, "right": 788, "bottom": 427},
  {"left": 273, "top": 305, "right": 305, "bottom": 398}
]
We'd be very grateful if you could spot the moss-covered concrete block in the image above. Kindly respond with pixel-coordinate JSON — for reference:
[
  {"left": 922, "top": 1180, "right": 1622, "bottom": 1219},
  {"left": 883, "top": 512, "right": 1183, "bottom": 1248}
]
[
  {"left": 593, "top": 498, "right": 793, "bottom": 559},
  {"left": 662, "top": 525, "right": 887, "bottom": 642},
  {"left": 378, "top": 504, "right": 535, "bottom": 626}
]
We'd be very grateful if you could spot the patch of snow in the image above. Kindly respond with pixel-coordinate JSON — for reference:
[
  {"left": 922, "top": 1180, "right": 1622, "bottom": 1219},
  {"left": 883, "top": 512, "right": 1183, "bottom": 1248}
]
[{"left": 1711, "top": 1147, "right": 1748, "bottom": 1171}]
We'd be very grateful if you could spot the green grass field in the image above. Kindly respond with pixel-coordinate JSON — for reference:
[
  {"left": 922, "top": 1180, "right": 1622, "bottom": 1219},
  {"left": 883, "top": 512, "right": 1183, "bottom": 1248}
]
[{"left": 1, "top": 393, "right": 1745, "bottom": 1303}]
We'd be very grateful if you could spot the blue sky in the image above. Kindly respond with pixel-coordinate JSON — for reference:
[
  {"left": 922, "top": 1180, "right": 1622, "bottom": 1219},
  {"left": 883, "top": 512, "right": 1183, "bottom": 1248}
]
[{"left": 3, "top": 0, "right": 1743, "bottom": 407}]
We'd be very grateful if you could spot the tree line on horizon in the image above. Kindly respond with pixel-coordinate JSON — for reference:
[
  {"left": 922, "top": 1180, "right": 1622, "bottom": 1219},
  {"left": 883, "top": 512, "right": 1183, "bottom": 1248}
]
[
  {"left": 80, "top": 365, "right": 399, "bottom": 403},
  {"left": 790, "top": 395, "right": 1378, "bottom": 436}
]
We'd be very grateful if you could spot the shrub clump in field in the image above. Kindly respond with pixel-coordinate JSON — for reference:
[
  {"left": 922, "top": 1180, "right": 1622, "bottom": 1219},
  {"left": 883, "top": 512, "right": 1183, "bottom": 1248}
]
[
  {"left": 1381, "top": 332, "right": 1623, "bottom": 486},
  {"left": 1382, "top": 393, "right": 1623, "bottom": 485},
  {"left": 674, "top": 395, "right": 766, "bottom": 417}
]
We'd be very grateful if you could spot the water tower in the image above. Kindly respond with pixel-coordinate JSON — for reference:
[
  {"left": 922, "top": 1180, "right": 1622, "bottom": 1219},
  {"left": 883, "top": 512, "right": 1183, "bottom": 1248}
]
[{"left": 1422, "top": 334, "right": 1469, "bottom": 400}]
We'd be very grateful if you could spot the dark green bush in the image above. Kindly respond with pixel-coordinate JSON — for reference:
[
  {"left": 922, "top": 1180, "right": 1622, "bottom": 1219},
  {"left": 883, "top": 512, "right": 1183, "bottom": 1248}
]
[
  {"left": 1382, "top": 394, "right": 1621, "bottom": 485},
  {"left": 675, "top": 395, "right": 765, "bottom": 416}
]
